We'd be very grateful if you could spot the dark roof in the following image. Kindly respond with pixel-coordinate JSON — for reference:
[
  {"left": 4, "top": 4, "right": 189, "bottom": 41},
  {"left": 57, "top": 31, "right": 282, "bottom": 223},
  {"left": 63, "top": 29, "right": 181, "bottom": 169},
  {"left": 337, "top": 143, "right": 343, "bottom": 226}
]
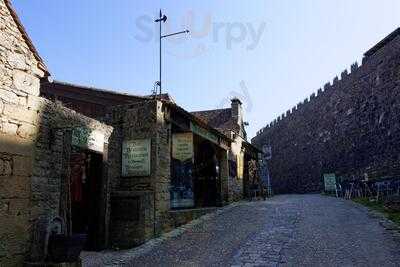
[
  {"left": 43, "top": 80, "right": 176, "bottom": 103},
  {"left": 163, "top": 101, "right": 232, "bottom": 144},
  {"left": 191, "top": 108, "right": 240, "bottom": 136},
  {"left": 191, "top": 107, "right": 256, "bottom": 154},
  {"left": 242, "top": 141, "right": 262, "bottom": 154},
  {"left": 155, "top": 93, "right": 174, "bottom": 102},
  {"left": 48, "top": 80, "right": 149, "bottom": 100},
  {"left": 4, "top": 0, "right": 49, "bottom": 76},
  {"left": 364, "top": 28, "right": 400, "bottom": 58}
]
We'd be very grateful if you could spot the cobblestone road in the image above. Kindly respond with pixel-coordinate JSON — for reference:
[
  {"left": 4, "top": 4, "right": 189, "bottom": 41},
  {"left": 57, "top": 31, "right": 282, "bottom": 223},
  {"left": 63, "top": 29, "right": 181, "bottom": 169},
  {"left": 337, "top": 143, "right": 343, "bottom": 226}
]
[{"left": 82, "top": 195, "right": 400, "bottom": 267}]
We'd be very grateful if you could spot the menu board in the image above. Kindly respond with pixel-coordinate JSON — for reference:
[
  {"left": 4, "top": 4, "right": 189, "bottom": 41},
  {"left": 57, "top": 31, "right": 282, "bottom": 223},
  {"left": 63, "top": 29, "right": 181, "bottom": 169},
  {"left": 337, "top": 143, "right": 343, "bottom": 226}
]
[
  {"left": 122, "top": 139, "right": 151, "bottom": 177},
  {"left": 172, "top": 133, "right": 193, "bottom": 162},
  {"left": 171, "top": 133, "right": 194, "bottom": 208}
]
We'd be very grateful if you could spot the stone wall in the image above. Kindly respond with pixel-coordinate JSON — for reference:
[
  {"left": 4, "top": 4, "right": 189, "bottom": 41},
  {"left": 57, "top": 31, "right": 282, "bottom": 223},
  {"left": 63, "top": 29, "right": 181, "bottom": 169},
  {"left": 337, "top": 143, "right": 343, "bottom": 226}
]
[
  {"left": 0, "top": 0, "right": 46, "bottom": 264},
  {"left": 106, "top": 100, "right": 171, "bottom": 248},
  {"left": 1, "top": 94, "right": 112, "bottom": 265},
  {"left": 228, "top": 136, "right": 245, "bottom": 201},
  {"left": 252, "top": 29, "right": 400, "bottom": 194},
  {"left": 0, "top": 1, "right": 113, "bottom": 264}
]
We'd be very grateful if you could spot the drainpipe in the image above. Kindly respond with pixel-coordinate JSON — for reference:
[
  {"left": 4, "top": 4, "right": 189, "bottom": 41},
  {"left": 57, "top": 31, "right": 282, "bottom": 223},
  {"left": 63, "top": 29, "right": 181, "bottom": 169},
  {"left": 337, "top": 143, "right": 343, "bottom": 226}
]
[{"left": 153, "top": 190, "right": 156, "bottom": 237}]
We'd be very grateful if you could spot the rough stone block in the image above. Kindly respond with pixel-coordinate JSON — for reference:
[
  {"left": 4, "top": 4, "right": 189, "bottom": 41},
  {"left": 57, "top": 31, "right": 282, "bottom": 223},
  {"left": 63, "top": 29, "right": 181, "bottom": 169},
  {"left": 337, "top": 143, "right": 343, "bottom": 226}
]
[
  {"left": 3, "top": 103, "right": 39, "bottom": 124},
  {"left": 12, "top": 69, "right": 40, "bottom": 96},
  {"left": 13, "top": 156, "right": 32, "bottom": 176},
  {"left": 0, "top": 214, "right": 30, "bottom": 257},
  {"left": 0, "top": 175, "right": 30, "bottom": 198},
  {"left": 0, "top": 158, "right": 12, "bottom": 176},
  {"left": 0, "top": 88, "right": 19, "bottom": 104},
  {"left": 0, "top": 133, "right": 34, "bottom": 156},
  {"left": 27, "top": 94, "right": 46, "bottom": 111},
  {"left": 0, "top": 255, "right": 25, "bottom": 267},
  {"left": 0, "top": 30, "right": 12, "bottom": 49},
  {"left": 17, "top": 123, "right": 37, "bottom": 139},
  {"left": 6, "top": 198, "right": 30, "bottom": 217},
  {"left": 2, "top": 121, "right": 18, "bottom": 135},
  {"left": 7, "top": 52, "right": 27, "bottom": 70}
]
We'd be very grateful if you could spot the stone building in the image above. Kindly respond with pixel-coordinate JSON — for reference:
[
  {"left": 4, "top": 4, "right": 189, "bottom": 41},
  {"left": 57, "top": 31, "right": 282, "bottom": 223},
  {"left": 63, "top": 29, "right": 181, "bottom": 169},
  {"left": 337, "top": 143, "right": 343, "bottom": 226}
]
[
  {"left": 252, "top": 28, "right": 400, "bottom": 194},
  {"left": 41, "top": 81, "right": 260, "bottom": 247},
  {"left": 0, "top": 1, "right": 258, "bottom": 264},
  {"left": 0, "top": 1, "right": 113, "bottom": 265},
  {"left": 40, "top": 82, "right": 236, "bottom": 247},
  {"left": 105, "top": 99, "right": 231, "bottom": 248},
  {"left": 192, "top": 98, "right": 261, "bottom": 200}
]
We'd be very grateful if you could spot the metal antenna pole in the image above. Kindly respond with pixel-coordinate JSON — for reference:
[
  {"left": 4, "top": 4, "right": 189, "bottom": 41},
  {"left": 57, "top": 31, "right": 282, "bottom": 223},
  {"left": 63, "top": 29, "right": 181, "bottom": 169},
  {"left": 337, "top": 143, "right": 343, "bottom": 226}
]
[
  {"left": 159, "top": 10, "right": 162, "bottom": 95},
  {"left": 154, "top": 10, "right": 189, "bottom": 98}
]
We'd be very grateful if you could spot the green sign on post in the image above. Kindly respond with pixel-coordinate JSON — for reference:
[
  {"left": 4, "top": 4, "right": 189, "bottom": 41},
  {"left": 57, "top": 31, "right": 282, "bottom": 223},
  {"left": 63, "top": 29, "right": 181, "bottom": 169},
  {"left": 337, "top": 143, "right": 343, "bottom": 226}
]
[{"left": 323, "top": 173, "right": 337, "bottom": 192}]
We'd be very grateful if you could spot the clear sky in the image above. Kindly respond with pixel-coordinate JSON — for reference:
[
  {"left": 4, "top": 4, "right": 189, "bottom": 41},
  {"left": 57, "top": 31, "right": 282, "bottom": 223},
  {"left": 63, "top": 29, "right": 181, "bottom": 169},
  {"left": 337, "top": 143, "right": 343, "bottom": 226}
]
[{"left": 13, "top": 0, "right": 400, "bottom": 138}]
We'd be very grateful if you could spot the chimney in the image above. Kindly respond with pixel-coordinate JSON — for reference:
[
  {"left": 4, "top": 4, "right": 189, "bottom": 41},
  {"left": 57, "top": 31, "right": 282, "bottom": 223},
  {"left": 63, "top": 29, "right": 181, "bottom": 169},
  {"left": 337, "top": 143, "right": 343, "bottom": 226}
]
[{"left": 231, "top": 98, "right": 243, "bottom": 125}]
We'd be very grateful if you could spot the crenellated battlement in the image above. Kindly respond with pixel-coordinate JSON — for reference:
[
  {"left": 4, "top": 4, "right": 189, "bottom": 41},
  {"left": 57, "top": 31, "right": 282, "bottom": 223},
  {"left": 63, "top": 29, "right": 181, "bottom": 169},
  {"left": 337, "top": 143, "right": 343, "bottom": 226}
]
[
  {"left": 255, "top": 35, "right": 390, "bottom": 137},
  {"left": 258, "top": 60, "right": 362, "bottom": 133},
  {"left": 252, "top": 27, "right": 400, "bottom": 194}
]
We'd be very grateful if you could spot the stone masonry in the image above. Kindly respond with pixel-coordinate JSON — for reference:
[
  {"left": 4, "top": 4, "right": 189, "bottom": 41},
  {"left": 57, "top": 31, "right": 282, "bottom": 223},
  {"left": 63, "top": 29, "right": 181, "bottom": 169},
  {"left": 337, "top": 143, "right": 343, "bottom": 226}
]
[
  {"left": 105, "top": 99, "right": 233, "bottom": 249},
  {"left": 0, "top": 1, "right": 113, "bottom": 265},
  {"left": 0, "top": 0, "right": 47, "bottom": 264},
  {"left": 253, "top": 28, "right": 400, "bottom": 194},
  {"left": 106, "top": 100, "right": 171, "bottom": 248}
]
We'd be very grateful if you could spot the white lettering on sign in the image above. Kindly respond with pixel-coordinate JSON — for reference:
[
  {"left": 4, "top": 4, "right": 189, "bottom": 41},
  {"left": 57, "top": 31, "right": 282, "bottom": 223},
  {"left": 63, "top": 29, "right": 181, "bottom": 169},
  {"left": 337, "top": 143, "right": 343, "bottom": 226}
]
[
  {"left": 172, "top": 133, "right": 193, "bottom": 162},
  {"left": 122, "top": 139, "right": 151, "bottom": 177}
]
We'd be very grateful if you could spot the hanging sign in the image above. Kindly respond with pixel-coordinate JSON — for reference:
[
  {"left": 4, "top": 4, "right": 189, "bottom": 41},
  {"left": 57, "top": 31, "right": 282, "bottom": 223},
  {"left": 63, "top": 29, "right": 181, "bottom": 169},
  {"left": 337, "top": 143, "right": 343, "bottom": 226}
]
[
  {"left": 172, "top": 133, "right": 193, "bottom": 162},
  {"left": 72, "top": 127, "right": 104, "bottom": 153},
  {"left": 237, "top": 153, "right": 244, "bottom": 179},
  {"left": 122, "top": 139, "right": 151, "bottom": 177},
  {"left": 190, "top": 122, "right": 219, "bottom": 144},
  {"left": 171, "top": 133, "right": 195, "bottom": 208}
]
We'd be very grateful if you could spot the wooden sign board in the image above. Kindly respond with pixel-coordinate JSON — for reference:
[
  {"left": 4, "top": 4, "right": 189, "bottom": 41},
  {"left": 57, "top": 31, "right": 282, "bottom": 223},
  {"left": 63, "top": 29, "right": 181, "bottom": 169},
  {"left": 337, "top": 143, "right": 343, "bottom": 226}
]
[{"left": 122, "top": 139, "right": 151, "bottom": 177}]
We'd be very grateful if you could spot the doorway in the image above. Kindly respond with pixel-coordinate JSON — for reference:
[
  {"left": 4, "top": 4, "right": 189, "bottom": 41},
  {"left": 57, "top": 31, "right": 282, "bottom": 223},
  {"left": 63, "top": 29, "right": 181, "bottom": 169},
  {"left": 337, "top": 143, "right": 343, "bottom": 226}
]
[
  {"left": 69, "top": 149, "right": 103, "bottom": 250},
  {"left": 194, "top": 140, "right": 219, "bottom": 207}
]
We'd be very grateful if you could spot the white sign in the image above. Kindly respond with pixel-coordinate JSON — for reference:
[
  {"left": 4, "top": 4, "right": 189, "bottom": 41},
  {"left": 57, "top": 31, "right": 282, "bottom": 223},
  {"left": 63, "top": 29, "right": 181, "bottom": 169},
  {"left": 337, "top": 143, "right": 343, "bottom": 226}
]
[{"left": 122, "top": 139, "right": 151, "bottom": 177}]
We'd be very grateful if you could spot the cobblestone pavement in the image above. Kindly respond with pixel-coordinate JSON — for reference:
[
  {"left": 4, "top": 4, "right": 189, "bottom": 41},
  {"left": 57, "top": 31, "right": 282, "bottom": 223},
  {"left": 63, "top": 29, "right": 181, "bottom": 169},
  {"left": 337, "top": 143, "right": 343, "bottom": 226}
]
[{"left": 82, "top": 195, "right": 400, "bottom": 267}]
